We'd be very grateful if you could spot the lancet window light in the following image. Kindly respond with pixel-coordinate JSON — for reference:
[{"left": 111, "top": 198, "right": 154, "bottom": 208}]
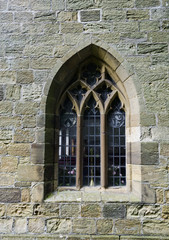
[{"left": 56, "top": 61, "right": 126, "bottom": 189}]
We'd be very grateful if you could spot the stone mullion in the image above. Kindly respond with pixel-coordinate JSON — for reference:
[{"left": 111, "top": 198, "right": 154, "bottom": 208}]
[
  {"left": 101, "top": 113, "right": 107, "bottom": 188},
  {"left": 76, "top": 115, "right": 83, "bottom": 189}
]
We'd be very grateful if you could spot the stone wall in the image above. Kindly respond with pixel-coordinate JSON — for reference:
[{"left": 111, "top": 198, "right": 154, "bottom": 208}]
[{"left": 0, "top": 0, "right": 169, "bottom": 238}]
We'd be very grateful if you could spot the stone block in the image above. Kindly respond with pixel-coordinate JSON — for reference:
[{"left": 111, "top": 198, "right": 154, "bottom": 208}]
[
  {"left": 8, "top": 143, "right": 31, "bottom": 157},
  {"left": 141, "top": 142, "right": 158, "bottom": 165},
  {"left": 114, "top": 219, "right": 141, "bottom": 234},
  {"left": 151, "top": 8, "right": 169, "bottom": 20},
  {"left": 28, "top": 218, "right": 45, "bottom": 233},
  {"left": 60, "top": 204, "right": 80, "bottom": 217},
  {"left": 30, "top": 57, "right": 56, "bottom": 70},
  {"left": 0, "top": 218, "right": 13, "bottom": 233},
  {"left": 23, "top": 45, "right": 53, "bottom": 57},
  {"left": 135, "top": 0, "right": 160, "bottom": 7},
  {"left": 14, "top": 12, "right": 33, "bottom": 22},
  {"left": 137, "top": 43, "right": 168, "bottom": 54},
  {"left": 142, "top": 184, "right": 156, "bottom": 203},
  {"left": 143, "top": 220, "right": 169, "bottom": 235},
  {"left": 81, "top": 204, "right": 101, "bottom": 217},
  {"left": 46, "top": 218, "right": 71, "bottom": 234},
  {"left": 48, "top": 190, "right": 81, "bottom": 202},
  {"left": 17, "top": 164, "right": 44, "bottom": 182},
  {"left": 82, "top": 191, "right": 101, "bottom": 202},
  {"left": 15, "top": 102, "right": 39, "bottom": 115},
  {"left": 103, "top": 9, "right": 126, "bottom": 21},
  {"left": 9, "top": 57, "right": 29, "bottom": 70},
  {"left": 152, "top": 127, "right": 169, "bottom": 141},
  {"left": 140, "top": 113, "right": 156, "bottom": 127},
  {"left": 114, "top": 22, "right": 138, "bottom": 33},
  {"left": 156, "top": 189, "right": 163, "bottom": 203},
  {"left": 72, "top": 219, "right": 96, "bottom": 234},
  {"left": 57, "top": 11, "right": 77, "bottom": 21},
  {"left": 7, "top": 204, "right": 32, "bottom": 217},
  {"left": 31, "top": 183, "right": 44, "bottom": 203},
  {"left": 0, "top": 130, "right": 12, "bottom": 142},
  {"left": 22, "top": 115, "right": 36, "bottom": 128},
  {"left": 14, "top": 218, "right": 27, "bottom": 233},
  {"left": 165, "top": 190, "right": 169, "bottom": 203},
  {"left": 162, "top": 205, "right": 169, "bottom": 219},
  {"left": 31, "top": 143, "right": 45, "bottom": 164},
  {"left": 96, "top": 219, "right": 113, "bottom": 234},
  {"left": 66, "top": 0, "right": 94, "bottom": 10},
  {"left": 52, "top": 0, "right": 65, "bottom": 10},
  {"left": 158, "top": 113, "right": 169, "bottom": 127},
  {"left": 34, "top": 70, "right": 50, "bottom": 83},
  {"left": 79, "top": 10, "right": 101, "bottom": 22},
  {"left": 127, "top": 205, "right": 161, "bottom": 219},
  {"left": 21, "top": 188, "right": 30, "bottom": 202},
  {"left": 33, "top": 203, "right": 59, "bottom": 216},
  {"left": 0, "top": 0, "right": 7, "bottom": 10},
  {"left": 14, "top": 129, "right": 35, "bottom": 143},
  {"left": 0, "top": 188, "right": 21, "bottom": 203},
  {"left": 0, "top": 12, "right": 13, "bottom": 23},
  {"left": 162, "top": 20, "right": 169, "bottom": 30},
  {"left": 0, "top": 173, "right": 15, "bottom": 186},
  {"left": 8, "top": 0, "right": 30, "bottom": 10},
  {"left": 30, "top": 0, "right": 51, "bottom": 11},
  {"left": 1, "top": 156, "right": 18, "bottom": 173},
  {"left": 6, "top": 85, "right": 21, "bottom": 100},
  {"left": 0, "top": 204, "right": 6, "bottom": 217},
  {"left": 103, "top": 204, "right": 126, "bottom": 218},
  {"left": 139, "top": 21, "right": 160, "bottom": 32},
  {"left": 61, "top": 22, "right": 83, "bottom": 33},
  {"left": 126, "top": 10, "right": 149, "bottom": 20},
  {"left": 148, "top": 31, "right": 169, "bottom": 43},
  {"left": 17, "top": 70, "right": 33, "bottom": 84},
  {"left": 0, "top": 85, "right": 4, "bottom": 100},
  {"left": 0, "top": 71, "right": 16, "bottom": 84},
  {"left": 34, "top": 11, "right": 56, "bottom": 22},
  {"left": 22, "top": 83, "right": 43, "bottom": 101}
]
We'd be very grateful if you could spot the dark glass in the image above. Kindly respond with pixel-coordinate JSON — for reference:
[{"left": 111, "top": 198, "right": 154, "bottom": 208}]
[
  {"left": 82, "top": 63, "right": 101, "bottom": 86},
  {"left": 83, "top": 97, "right": 100, "bottom": 186},
  {"left": 107, "top": 97, "right": 126, "bottom": 186},
  {"left": 58, "top": 98, "right": 77, "bottom": 186}
]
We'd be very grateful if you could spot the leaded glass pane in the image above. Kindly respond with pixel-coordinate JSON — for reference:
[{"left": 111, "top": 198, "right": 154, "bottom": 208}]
[
  {"left": 58, "top": 98, "right": 77, "bottom": 186},
  {"left": 83, "top": 97, "right": 100, "bottom": 186},
  {"left": 107, "top": 97, "right": 126, "bottom": 186}
]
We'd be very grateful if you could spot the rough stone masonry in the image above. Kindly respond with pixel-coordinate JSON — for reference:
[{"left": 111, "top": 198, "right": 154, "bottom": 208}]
[{"left": 0, "top": 0, "right": 169, "bottom": 239}]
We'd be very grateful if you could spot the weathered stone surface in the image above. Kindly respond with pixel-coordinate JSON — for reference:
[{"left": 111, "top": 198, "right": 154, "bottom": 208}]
[
  {"left": 115, "top": 219, "right": 141, "bottom": 234},
  {"left": 96, "top": 219, "right": 113, "bottom": 234},
  {"left": 103, "top": 204, "right": 126, "bottom": 218},
  {"left": 81, "top": 204, "right": 101, "bottom": 217},
  {"left": 0, "top": 13, "right": 13, "bottom": 23},
  {"left": 17, "top": 164, "right": 44, "bottom": 181},
  {"left": 33, "top": 203, "right": 59, "bottom": 216},
  {"left": 0, "top": 71, "right": 16, "bottom": 84},
  {"left": 57, "top": 11, "right": 77, "bottom": 21},
  {"left": 15, "top": 102, "right": 39, "bottom": 115},
  {"left": 47, "top": 218, "right": 71, "bottom": 233},
  {"left": 1, "top": 156, "right": 18, "bottom": 172},
  {"left": 52, "top": 0, "right": 65, "bottom": 10},
  {"left": 14, "top": 129, "right": 35, "bottom": 143},
  {"left": 156, "top": 189, "right": 164, "bottom": 204},
  {"left": 30, "top": 0, "right": 51, "bottom": 11},
  {"left": 151, "top": 8, "right": 169, "bottom": 20},
  {"left": 135, "top": 0, "right": 160, "bottom": 7},
  {"left": 0, "top": 173, "right": 15, "bottom": 186},
  {"left": 0, "top": 130, "right": 12, "bottom": 141},
  {"left": 139, "top": 21, "right": 160, "bottom": 32},
  {"left": 22, "top": 115, "right": 36, "bottom": 128},
  {"left": 6, "top": 85, "right": 21, "bottom": 100},
  {"left": 143, "top": 220, "right": 169, "bottom": 235},
  {"left": 80, "top": 10, "right": 101, "bottom": 22},
  {"left": 72, "top": 219, "right": 96, "bottom": 234},
  {"left": 8, "top": 143, "right": 31, "bottom": 157},
  {"left": 162, "top": 20, "right": 169, "bottom": 30},
  {"left": 0, "top": 204, "right": 6, "bottom": 217},
  {"left": 148, "top": 31, "right": 169, "bottom": 43},
  {"left": 21, "top": 188, "right": 30, "bottom": 202},
  {"left": 127, "top": 10, "right": 149, "bottom": 20},
  {"left": 0, "top": 218, "right": 13, "bottom": 233},
  {"left": 28, "top": 218, "right": 45, "bottom": 233},
  {"left": 140, "top": 113, "right": 156, "bottom": 127},
  {"left": 141, "top": 142, "right": 158, "bottom": 165},
  {"left": 127, "top": 205, "right": 161, "bottom": 219},
  {"left": 14, "top": 218, "right": 27, "bottom": 233},
  {"left": 61, "top": 204, "right": 80, "bottom": 217},
  {"left": 0, "top": 0, "right": 7, "bottom": 10},
  {"left": 17, "top": 70, "right": 33, "bottom": 84},
  {"left": 30, "top": 57, "right": 56, "bottom": 70},
  {"left": 31, "top": 183, "right": 44, "bottom": 202},
  {"left": 61, "top": 22, "right": 83, "bottom": 33},
  {"left": 31, "top": 143, "right": 44, "bottom": 164},
  {"left": 137, "top": 43, "right": 168, "bottom": 54},
  {"left": 103, "top": 9, "right": 126, "bottom": 21},
  {"left": 22, "top": 83, "right": 43, "bottom": 101},
  {"left": 162, "top": 205, "right": 169, "bottom": 219},
  {"left": 0, "top": 188, "right": 21, "bottom": 203},
  {"left": 7, "top": 204, "right": 32, "bottom": 217},
  {"left": 8, "top": 0, "right": 30, "bottom": 10},
  {"left": 14, "top": 12, "right": 33, "bottom": 22}
]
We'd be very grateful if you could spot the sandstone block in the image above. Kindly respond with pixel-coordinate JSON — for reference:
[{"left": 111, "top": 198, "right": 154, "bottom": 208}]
[
  {"left": 61, "top": 204, "right": 80, "bottom": 217},
  {"left": 30, "top": 57, "right": 56, "bottom": 69},
  {"left": 15, "top": 102, "right": 39, "bottom": 115},
  {"left": 72, "top": 219, "right": 95, "bottom": 234},
  {"left": 14, "top": 129, "right": 35, "bottom": 143},
  {"left": 6, "top": 85, "right": 21, "bottom": 100},
  {"left": 0, "top": 188, "right": 21, "bottom": 203},
  {"left": 143, "top": 220, "right": 169, "bottom": 235},
  {"left": 0, "top": 218, "right": 13, "bottom": 233},
  {"left": 140, "top": 113, "right": 156, "bottom": 127},
  {"left": 0, "top": 12, "right": 13, "bottom": 23},
  {"left": 52, "top": 0, "right": 65, "bottom": 10},
  {"left": 137, "top": 43, "right": 168, "bottom": 54},
  {"left": 126, "top": 10, "right": 149, "bottom": 20},
  {"left": 103, "top": 9, "right": 125, "bottom": 21},
  {"left": 9, "top": 57, "right": 29, "bottom": 70},
  {"left": 165, "top": 190, "right": 169, "bottom": 203},
  {"left": 23, "top": 115, "right": 36, "bottom": 128},
  {"left": 152, "top": 127, "right": 169, "bottom": 141},
  {"left": 17, "top": 164, "right": 43, "bottom": 182},
  {"left": 156, "top": 189, "right": 163, "bottom": 203},
  {"left": 1, "top": 156, "right": 18, "bottom": 173},
  {"left": 0, "top": 204, "right": 6, "bottom": 217},
  {"left": 162, "top": 20, "right": 169, "bottom": 30},
  {"left": 158, "top": 114, "right": 169, "bottom": 127},
  {"left": 8, "top": 0, "right": 30, "bottom": 10},
  {"left": 162, "top": 205, "right": 169, "bottom": 219},
  {"left": 66, "top": 0, "right": 94, "bottom": 10},
  {"left": 96, "top": 219, "right": 113, "bottom": 234},
  {"left": 7, "top": 204, "right": 32, "bottom": 217},
  {"left": 135, "top": 0, "right": 160, "bottom": 7},
  {"left": 114, "top": 219, "right": 141, "bottom": 234},
  {"left": 0, "top": 173, "right": 15, "bottom": 186},
  {"left": 8, "top": 143, "right": 31, "bottom": 157},
  {"left": 34, "top": 70, "right": 50, "bottom": 83},
  {"left": 84, "top": 22, "right": 112, "bottom": 33},
  {"left": 139, "top": 21, "right": 160, "bottom": 32},
  {"left": 61, "top": 22, "right": 83, "bottom": 33},
  {"left": 0, "top": 71, "right": 16, "bottom": 84},
  {"left": 0, "top": 0, "right": 7, "bottom": 10},
  {"left": 0, "top": 85, "right": 4, "bottom": 100},
  {"left": 0, "top": 130, "right": 12, "bottom": 142},
  {"left": 21, "top": 188, "right": 30, "bottom": 202},
  {"left": 114, "top": 22, "right": 138, "bottom": 33},
  {"left": 127, "top": 205, "right": 161, "bottom": 219},
  {"left": 22, "top": 83, "right": 43, "bottom": 101},
  {"left": 57, "top": 11, "right": 77, "bottom": 21},
  {"left": 28, "top": 218, "right": 45, "bottom": 233},
  {"left": 47, "top": 218, "right": 71, "bottom": 234},
  {"left": 17, "top": 70, "right": 33, "bottom": 84},
  {"left": 34, "top": 11, "right": 56, "bottom": 22},
  {"left": 151, "top": 8, "right": 169, "bottom": 20},
  {"left": 23, "top": 44, "right": 53, "bottom": 57},
  {"left": 14, "top": 12, "right": 33, "bottom": 22},
  {"left": 33, "top": 203, "right": 59, "bottom": 216},
  {"left": 148, "top": 31, "right": 169, "bottom": 43},
  {"left": 31, "top": 183, "right": 44, "bottom": 202},
  {"left": 81, "top": 204, "right": 101, "bottom": 217},
  {"left": 14, "top": 218, "right": 27, "bottom": 233},
  {"left": 103, "top": 204, "right": 126, "bottom": 218},
  {"left": 141, "top": 142, "right": 158, "bottom": 165},
  {"left": 79, "top": 10, "right": 101, "bottom": 22},
  {"left": 31, "top": 143, "right": 45, "bottom": 164},
  {"left": 30, "top": 0, "right": 51, "bottom": 11}
]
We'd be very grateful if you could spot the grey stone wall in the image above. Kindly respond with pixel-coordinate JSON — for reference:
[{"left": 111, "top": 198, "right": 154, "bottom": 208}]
[{"left": 0, "top": 0, "right": 169, "bottom": 238}]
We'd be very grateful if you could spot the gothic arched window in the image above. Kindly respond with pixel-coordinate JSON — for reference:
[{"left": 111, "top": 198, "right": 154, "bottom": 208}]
[{"left": 57, "top": 61, "right": 126, "bottom": 189}]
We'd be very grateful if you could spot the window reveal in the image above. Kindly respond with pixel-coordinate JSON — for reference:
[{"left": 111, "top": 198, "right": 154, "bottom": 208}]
[{"left": 57, "top": 62, "right": 126, "bottom": 188}]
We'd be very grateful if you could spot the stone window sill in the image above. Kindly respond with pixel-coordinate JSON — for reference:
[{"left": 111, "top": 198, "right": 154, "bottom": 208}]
[{"left": 45, "top": 187, "right": 140, "bottom": 203}]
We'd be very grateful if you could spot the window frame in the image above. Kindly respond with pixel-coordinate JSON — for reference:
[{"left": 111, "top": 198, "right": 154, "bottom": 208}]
[{"left": 55, "top": 59, "right": 128, "bottom": 191}]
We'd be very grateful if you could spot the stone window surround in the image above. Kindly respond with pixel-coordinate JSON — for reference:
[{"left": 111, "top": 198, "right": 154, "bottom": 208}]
[{"left": 40, "top": 40, "right": 156, "bottom": 203}]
